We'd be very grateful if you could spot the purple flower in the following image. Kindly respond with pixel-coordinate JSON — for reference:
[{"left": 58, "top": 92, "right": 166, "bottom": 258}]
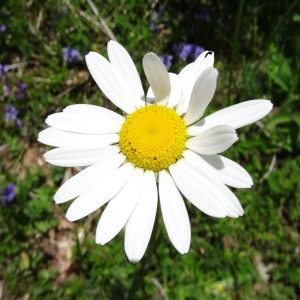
[
  {"left": 172, "top": 43, "right": 204, "bottom": 61},
  {"left": 172, "top": 43, "right": 192, "bottom": 61},
  {"left": 192, "top": 45, "right": 205, "bottom": 59},
  {"left": 152, "top": 11, "right": 159, "bottom": 21},
  {"left": 150, "top": 11, "right": 160, "bottom": 31},
  {"left": 180, "top": 44, "right": 194, "bottom": 61},
  {"left": 0, "top": 25, "right": 6, "bottom": 32},
  {"left": 17, "top": 81, "right": 26, "bottom": 99},
  {"left": 5, "top": 104, "right": 18, "bottom": 122},
  {"left": 0, "top": 64, "right": 9, "bottom": 77},
  {"left": 62, "top": 47, "right": 82, "bottom": 62},
  {"left": 2, "top": 183, "right": 16, "bottom": 206},
  {"left": 159, "top": 54, "right": 173, "bottom": 70},
  {"left": 16, "top": 118, "right": 22, "bottom": 128}
]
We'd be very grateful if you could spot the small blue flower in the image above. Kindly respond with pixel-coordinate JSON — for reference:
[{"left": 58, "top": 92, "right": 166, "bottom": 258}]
[
  {"left": 5, "top": 104, "right": 18, "bottom": 122},
  {"left": 172, "top": 43, "right": 205, "bottom": 61},
  {"left": 2, "top": 183, "right": 16, "bottom": 206},
  {"left": 152, "top": 11, "right": 159, "bottom": 21},
  {"left": 150, "top": 11, "right": 160, "bottom": 31},
  {"left": 159, "top": 54, "right": 173, "bottom": 70},
  {"left": 0, "top": 24, "right": 5, "bottom": 32},
  {"left": 192, "top": 45, "right": 205, "bottom": 60},
  {"left": 0, "top": 64, "right": 9, "bottom": 77},
  {"left": 172, "top": 43, "right": 192, "bottom": 61},
  {"left": 16, "top": 118, "right": 22, "bottom": 128},
  {"left": 17, "top": 81, "right": 26, "bottom": 99},
  {"left": 62, "top": 47, "right": 82, "bottom": 62}
]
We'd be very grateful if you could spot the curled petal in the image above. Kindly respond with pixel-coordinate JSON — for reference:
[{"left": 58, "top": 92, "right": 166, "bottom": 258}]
[
  {"left": 143, "top": 53, "right": 171, "bottom": 104},
  {"left": 184, "top": 67, "right": 218, "bottom": 125}
]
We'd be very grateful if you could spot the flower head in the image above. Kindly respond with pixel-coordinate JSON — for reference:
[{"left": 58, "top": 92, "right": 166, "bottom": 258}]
[
  {"left": 2, "top": 183, "right": 16, "bottom": 206},
  {"left": 5, "top": 104, "right": 18, "bottom": 122},
  {"left": 17, "top": 81, "right": 26, "bottom": 99},
  {"left": 39, "top": 41, "right": 272, "bottom": 262},
  {"left": 172, "top": 43, "right": 205, "bottom": 61},
  {"left": 62, "top": 47, "right": 82, "bottom": 62},
  {"left": 0, "top": 64, "right": 9, "bottom": 78}
]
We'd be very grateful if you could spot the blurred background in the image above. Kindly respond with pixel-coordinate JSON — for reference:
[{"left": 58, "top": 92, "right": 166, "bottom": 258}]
[{"left": 0, "top": 0, "right": 300, "bottom": 299}]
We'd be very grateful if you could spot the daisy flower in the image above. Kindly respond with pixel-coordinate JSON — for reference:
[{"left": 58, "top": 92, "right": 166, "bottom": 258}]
[{"left": 38, "top": 41, "right": 272, "bottom": 262}]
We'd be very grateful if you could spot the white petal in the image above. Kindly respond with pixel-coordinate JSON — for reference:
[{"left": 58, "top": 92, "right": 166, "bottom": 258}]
[
  {"left": 213, "top": 182, "right": 244, "bottom": 217},
  {"left": 186, "top": 125, "right": 238, "bottom": 155},
  {"left": 107, "top": 41, "right": 145, "bottom": 108},
  {"left": 227, "top": 211, "right": 240, "bottom": 218},
  {"left": 183, "top": 150, "right": 253, "bottom": 188},
  {"left": 63, "top": 104, "right": 125, "bottom": 123},
  {"left": 66, "top": 162, "right": 135, "bottom": 221},
  {"left": 38, "top": 128, "right": 119, "bottom": 148},
  {"left": 125, "top": 171, "right": 158, "bottom": 263},
  {"left": 174, "top": 158, "right": 244, "bottom": 217},
  {"left": 46, "top": 112, "right": 122, "bottom": 134},
  {"left": 86, "top": 52, "right": 135, "bottom": 113},
  {"left": 188, "top": 100, "right": 273, "bottom": 135},
  {"left": 184, "top": 67, "right": 218, "bottom": 125},
  {"left": 96, "top": 167, "right": 144, "bottom": 245},
  {"left": 177, "top": 51, "right": 214, "bottom": 115},
  {"left": 159, "top": 170, "right": 191, "bottom": 254},
  {"left": 44, "top": 145, "right": 119, "bottom": 167},
  {"left": 54, "top": 154, "right": 126, "bottom": 203},
  {"left": 167, "top": 63, "right": 194, "bottom": 108},
  {"left": 169, "top": 159, "right": 228, "bottom": 217},
  {"left": 168, "top": 72, "right": 178, "bottom": 84},
  {"left": 146, "top": 72, "right": 177, "bottom": 104},
  {"left": 143, "top": 53, "right": 171, "bottom": 104}
]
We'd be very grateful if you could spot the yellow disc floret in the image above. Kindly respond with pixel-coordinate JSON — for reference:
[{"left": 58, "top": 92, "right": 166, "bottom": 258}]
[{"left": 119, "top": 105, "right": 187, "bottom": 171}]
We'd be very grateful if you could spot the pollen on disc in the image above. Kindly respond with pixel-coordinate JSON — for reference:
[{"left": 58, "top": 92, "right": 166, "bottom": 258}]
[{"left": 119, "top": 105, "right": 188, "bottom": 171}]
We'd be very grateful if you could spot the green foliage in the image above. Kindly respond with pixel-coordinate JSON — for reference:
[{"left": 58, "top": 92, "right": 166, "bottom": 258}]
[{"left": 1, "top": 0, "right": 300, "bottom": 299}]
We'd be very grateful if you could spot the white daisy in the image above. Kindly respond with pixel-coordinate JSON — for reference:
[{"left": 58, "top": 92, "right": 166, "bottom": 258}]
[{"left": 38, "top": 41, "right": 272, "bottom": 262}]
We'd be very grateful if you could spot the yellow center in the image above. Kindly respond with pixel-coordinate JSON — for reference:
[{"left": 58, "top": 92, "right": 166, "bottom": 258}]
[{"left": 119, "top": 105, "right": 188, "bottom": 171}]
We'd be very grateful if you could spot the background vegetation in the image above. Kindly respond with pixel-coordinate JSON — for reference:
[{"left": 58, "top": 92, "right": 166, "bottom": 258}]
[{"left": 1, "top": 0, "right": 300, "bottom": 299}]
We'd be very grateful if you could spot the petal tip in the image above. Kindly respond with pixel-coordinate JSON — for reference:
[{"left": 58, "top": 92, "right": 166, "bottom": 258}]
[{"left": 127, "top": 255, "right": 141, "bottom": 263}]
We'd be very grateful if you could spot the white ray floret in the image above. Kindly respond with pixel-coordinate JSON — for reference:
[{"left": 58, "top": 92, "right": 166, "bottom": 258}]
[
  {"left": 159, "top": 170, "right": 191, "bottom": 254},
  {"left": 125, "top": 171, "right": 158, "bottom": 262}
]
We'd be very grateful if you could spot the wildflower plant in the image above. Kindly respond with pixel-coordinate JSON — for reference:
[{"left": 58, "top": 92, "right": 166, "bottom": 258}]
[
  {"left": 1, "top": 183, "right": 16, "bottom": 206},
  {"left": 62, "top": 47, "right": 83, "bottom": 63}
]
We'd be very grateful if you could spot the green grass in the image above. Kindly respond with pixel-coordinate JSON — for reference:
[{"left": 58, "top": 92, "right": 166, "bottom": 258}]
[{"left": 1, "top": 0, "right": 300, "bottom": 299}]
